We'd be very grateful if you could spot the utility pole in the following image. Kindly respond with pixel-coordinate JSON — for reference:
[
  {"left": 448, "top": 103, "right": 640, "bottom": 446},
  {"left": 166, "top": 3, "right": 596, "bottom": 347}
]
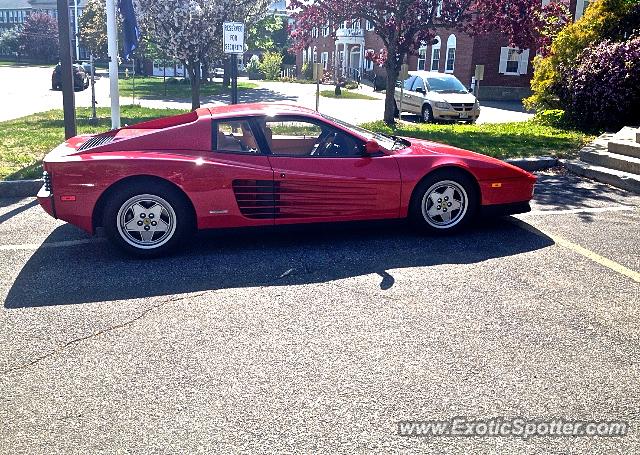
[
  {"left": 106, "top": 0, "right": 121, "bottom": 129},
  {"left": 73, "top": 0, "right": 80, "bottom": 61},
  {"left": 90, "top": 54, "right": 97, "bottom": 122},
  {"left": 56, "top": 0, "right": 76, "bottom": 139}
]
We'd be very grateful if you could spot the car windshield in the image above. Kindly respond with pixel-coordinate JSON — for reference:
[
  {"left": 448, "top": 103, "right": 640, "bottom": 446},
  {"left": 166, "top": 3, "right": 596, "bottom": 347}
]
[
  {"left": 319, "top": 114, "right": 409, "bottom": 151},
  {"left": 425, "top": 74, "right": 468, "bottom": 94}
]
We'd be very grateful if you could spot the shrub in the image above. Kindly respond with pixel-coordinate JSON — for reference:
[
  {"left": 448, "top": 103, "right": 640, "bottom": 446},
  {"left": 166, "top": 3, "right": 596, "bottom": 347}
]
[
  {"left": 246, "top": 54, "right": 263, "bottom": 80},
  {"left": 300, "top": 62, "right": 313, "bottom": 80},
  {"left": 259, "top": 51, "right": 283, "bottom": 80},
  {"left": 343, "top": 80, "right": 359, "bottom": 89},
  {"left": 525, "top": 0, "right": 639, "bottom": 111},
  {"left": 533, "top": 109, "right": 568, "bottom": 127},
  {"left": 166, "top": 77, "right": 179, "bottom": 84},
  {"left": 564, "top": 36, "right": 640, "bottom": 131}
]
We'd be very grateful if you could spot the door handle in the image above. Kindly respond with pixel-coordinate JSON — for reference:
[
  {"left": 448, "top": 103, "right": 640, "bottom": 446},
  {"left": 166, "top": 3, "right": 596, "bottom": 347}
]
[{"left": 280, "top": 172, "right": 286, "bottom": 178}]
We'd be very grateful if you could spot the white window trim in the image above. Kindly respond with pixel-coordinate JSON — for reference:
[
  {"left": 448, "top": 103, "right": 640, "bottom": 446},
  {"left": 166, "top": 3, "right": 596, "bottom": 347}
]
[
  {"left": 431, "top": 36, "right": 441, "bottom": 72},
  {"left": 498, "top": 47, "right": 530, "bottom": 75},
  {"left": 366, "top": 20, "right": 374, "bottom": 31},
  {"left": 445, "top": 35, "right": 456, "bottom": 73},
  {"left": 417, "top": 46, "right": 427, "bottom": 71},
  {"left": 575, "top": 0, "right": 591, "bottom": 20}
]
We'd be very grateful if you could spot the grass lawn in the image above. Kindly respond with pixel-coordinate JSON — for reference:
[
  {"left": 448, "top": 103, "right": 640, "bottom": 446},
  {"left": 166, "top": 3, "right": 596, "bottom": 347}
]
[
  {"left": 0, "top": 60, "right": 54, "bottom": 68},
  {"left": 119, "top": 77, "right": 257, "bottom": 100},
  {"left": 320, "top": 89, "right": 378, "bottom": 100},
  {"left": 361, "top": 120, "right": 593, "bottom": 159},
  {"left": 0, "top": 106, "right": 186, "bottom": 181}
]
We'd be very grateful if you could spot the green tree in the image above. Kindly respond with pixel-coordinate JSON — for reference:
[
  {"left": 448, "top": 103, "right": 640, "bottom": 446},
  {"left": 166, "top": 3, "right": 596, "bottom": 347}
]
[
  {"left": 78, "top": 0, "right": 109, "bottom": 57},
  {"left": 0, "top": 27, "right": 21, "bottom": 56},
  {"left": 259, "top": 51, "right": 283, "bottom": 80},
  {"left": 19, "top": 12, "right": 58, "bottom": 61},
  {"left": 525, "top": 0, "right": 640, "bottom": 110}
]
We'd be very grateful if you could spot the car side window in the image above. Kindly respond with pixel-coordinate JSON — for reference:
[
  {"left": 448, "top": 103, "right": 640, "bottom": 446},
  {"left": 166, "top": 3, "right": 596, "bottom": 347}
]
[
  {"left": 403, "top": 75, "right": 417, "bottom": 91},
  {"left": 259, "top": 117, "right": 364, "bottom": 158},
  {"left": 212, "top": 120, "right": 260, "bottom": 154},
  {"left": 411, "top": 77, "right": 425, "bottom": 92}
]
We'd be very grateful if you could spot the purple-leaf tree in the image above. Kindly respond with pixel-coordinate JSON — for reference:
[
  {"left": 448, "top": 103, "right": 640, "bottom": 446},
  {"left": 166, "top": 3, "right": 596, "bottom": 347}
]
[{"left": 290, "top": 0, "right": 569, "bottom": 124}]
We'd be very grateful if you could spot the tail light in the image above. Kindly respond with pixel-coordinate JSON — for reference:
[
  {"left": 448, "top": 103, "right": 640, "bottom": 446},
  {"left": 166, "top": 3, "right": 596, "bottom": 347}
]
[{"left": 43, "top": 171, "right": 52, "bottom": 193}]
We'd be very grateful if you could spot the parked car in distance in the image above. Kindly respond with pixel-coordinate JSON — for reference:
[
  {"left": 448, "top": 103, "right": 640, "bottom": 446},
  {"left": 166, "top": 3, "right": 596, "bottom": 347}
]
[
  {"left": 212, "top": 67, "right": 224, "bottom": 77},
  {"left": 37, "top": 103, "right": 535, "bottom": 257},
  {"left": 52, "top": 63, "right": 89, "bottom": 91},
  {"left": 395, "top": 71, "right": 480, "bottom": 123}
]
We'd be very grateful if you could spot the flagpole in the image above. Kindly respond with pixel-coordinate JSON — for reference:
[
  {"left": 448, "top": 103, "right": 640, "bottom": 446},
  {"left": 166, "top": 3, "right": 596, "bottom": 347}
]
[{"left": 106, "top": 0, "right": 120, "bottom": 129}]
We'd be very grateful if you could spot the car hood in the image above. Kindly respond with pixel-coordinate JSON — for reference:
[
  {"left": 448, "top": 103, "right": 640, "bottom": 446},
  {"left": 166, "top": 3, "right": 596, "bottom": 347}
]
[
  {"left": 426, "top": 92, "right": 477, "bottom": 104},
  {"left": 395, "top": 138, "right": 535, "bottom": 179}
]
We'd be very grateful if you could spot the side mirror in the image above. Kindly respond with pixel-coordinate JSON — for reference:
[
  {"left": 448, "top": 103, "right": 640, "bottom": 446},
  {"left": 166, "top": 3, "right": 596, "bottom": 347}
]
[
  {"left": 364, "top": 140, "right": 381, "bottom": 155},
  {"left": 415, "top": 87, "right": 425, "bottom": 94}
]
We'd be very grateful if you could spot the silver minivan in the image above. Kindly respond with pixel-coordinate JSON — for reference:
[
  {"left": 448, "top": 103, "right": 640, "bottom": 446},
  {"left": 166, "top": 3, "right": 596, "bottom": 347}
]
[{"left": 394, "top": 71, "right": 480, "bottom": 123}]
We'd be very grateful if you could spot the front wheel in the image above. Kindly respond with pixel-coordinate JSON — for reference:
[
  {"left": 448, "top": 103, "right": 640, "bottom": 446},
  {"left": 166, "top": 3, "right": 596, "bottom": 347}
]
[
  {"left": 409, "top": 170, "right": 478, "bottom": 233},
  {"left": 421, "top": 104, "right": 434, "bottom": 123},
  {"left": 103, "top": 181, "right": 192, "bottom": 257}
]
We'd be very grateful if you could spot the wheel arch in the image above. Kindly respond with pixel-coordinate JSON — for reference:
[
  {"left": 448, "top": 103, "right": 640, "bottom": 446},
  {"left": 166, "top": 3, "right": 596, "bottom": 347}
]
[
  {"left": 92, "top": 175, "right": 197, "bottom": 231},
  {"left": 408, "top": 165, "right": 481, "bottom": 213}
]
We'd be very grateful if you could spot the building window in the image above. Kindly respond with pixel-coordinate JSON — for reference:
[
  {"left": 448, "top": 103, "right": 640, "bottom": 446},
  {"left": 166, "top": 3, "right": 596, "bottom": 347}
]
[
  {"left": 431, "top": 36, "right": 441, "bottom": 71},
  {"left": 366, "top": 20, "right": 374, "bottom": 31},
  {"left": 311, "top": 27, "right": 318, "bottom": 38},
  {"left": 417, "top": 47, "right": 427, "bottom": 71},
  {"left": 312, "top": 46, "right": 317, "bottom": 63},
  {"left": 350, "top": 19, "right": 359, "bottom": 29},
  {"left": 436, "top": 0, "right": 443, "bottom": 17},
  {"left": 499, "top": 47, "right": 530, "bottom": 75},
  {"left": 322, "top": 21, "right": 329, "bottom": 37},
  {"left": 445, "top": 34, "right": 456, "bottom": 73},
  {"left": 575, "top": 0, "right": 592, "bottom": 20},
  {"left": 320, "top": 51, "right": 328, "bottom": 69}
]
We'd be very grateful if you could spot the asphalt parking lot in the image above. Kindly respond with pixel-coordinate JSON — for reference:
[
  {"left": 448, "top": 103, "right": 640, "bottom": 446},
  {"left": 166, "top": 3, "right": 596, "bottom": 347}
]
[{"left": 1, "top": 171, "right": 639, "bottom": 453}]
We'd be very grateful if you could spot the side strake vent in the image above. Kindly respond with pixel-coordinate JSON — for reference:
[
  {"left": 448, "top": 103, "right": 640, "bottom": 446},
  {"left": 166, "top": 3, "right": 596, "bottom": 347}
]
[
  {"left": 78, "top": 134, "right": 115, "bottom": 151},
  {"left": 232, "top": 180, "right": 277, "bottom": 219}
]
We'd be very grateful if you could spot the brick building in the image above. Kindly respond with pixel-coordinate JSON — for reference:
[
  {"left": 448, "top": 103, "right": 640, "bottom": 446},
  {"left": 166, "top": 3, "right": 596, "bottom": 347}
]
[{"left": 296, "top": 1, "right": 590, "bottom": 101}]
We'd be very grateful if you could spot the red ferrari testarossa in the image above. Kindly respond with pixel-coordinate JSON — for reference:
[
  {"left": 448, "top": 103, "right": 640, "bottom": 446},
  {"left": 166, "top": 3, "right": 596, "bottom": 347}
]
[{"left": 38, "top": 103, "right": 536, "bottom": 256}]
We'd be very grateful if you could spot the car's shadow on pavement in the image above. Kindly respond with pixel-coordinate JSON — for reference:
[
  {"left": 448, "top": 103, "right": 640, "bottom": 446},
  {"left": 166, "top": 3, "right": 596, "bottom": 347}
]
[{"left": 4, "top": 218, "right": 553, "bottom": 308}]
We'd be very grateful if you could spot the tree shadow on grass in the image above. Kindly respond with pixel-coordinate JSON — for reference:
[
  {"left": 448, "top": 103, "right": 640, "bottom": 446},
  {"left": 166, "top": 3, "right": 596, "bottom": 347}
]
[{"left": 4, "top": 217, "right": 553, "bottom": 308}]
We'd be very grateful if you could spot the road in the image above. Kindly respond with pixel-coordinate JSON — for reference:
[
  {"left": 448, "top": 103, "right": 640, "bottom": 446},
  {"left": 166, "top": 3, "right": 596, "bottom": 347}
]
[
  {"left": 1, "top": 172, "right": 639, "bottom": 453},
  {"left": 0, "top": 65, "right": 532, "bottom": 125}
]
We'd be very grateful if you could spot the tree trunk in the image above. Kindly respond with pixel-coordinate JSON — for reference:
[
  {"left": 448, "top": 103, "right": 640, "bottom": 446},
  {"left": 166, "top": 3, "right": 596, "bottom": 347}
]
[
  {"left": 383, "top": 55, "right": 400, "bottom": 125},
  {"left": 189, "top": 62, "right": 201, "bottom": 111}
]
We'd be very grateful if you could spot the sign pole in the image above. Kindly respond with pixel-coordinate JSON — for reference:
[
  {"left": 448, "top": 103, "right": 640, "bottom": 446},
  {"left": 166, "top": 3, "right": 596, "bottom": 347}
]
[
  {"left": 106, "top": 0, "right": 120, "bottom": 129},
  {"left": 231, "top": 54, "right": 238, "bottom": 104},
  {"left": 90, "top": 54, "right": 96, "bottom": 122},
  {"left": 55, "top": 0, "right": 76, "bottom": 139}
]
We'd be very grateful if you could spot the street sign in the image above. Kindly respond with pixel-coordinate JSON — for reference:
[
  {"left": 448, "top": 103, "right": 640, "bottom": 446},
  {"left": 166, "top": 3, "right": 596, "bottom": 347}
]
[
  {"left": 312, "top": 62, "right": 323, "bottom": 81},
  {"left": 474, "top": 64, "right": 485, "bottom": 81},
  {"left": 223, "top": 22, "right": 245, "bottom": 54}
]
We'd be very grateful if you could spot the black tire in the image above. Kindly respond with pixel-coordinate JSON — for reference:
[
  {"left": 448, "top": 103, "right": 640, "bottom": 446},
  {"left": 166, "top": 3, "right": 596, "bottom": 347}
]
[
  {"left": 409, "top": 169, "right": 478, "bottom": 234},
  {"left": 421, "top": 104, "right": 434, "bottom": 123},
  {"left": 102, "top": 180, "right": 193, "bottom": 257}
]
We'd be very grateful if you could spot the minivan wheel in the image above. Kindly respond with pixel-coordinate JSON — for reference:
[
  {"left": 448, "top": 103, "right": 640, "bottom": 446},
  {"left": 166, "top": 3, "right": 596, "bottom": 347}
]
[{"left": 421, "top": 104, "right": 434, "bottom": 123}]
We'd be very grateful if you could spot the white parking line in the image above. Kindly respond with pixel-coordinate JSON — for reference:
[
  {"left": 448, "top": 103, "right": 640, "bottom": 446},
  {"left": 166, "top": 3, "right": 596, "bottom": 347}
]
[
  {"left": 0, "top": 238, "right": 104, "bottom": 251},
  {"left": 522, "top": 205, "right": 637, "bottom": 217}
]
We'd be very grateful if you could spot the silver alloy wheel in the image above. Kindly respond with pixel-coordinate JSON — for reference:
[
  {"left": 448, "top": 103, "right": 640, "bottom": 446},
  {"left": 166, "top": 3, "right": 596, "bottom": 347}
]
[
  {"left": 117, "top": 194, "right": 176, "bottom": 249},
  {"left": 421, "top": 180, "right": 468, "bottom": 229},
  {"left": 423, "top": 107, "right": 430, "bottom": 122}
]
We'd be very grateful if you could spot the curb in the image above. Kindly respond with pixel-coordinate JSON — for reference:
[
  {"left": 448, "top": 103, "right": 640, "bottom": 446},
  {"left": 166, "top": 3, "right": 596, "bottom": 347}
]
[
  {"left": 0, "top": 179, "right": 43, "bottom": 199},
  {"left": 0, "top": 156, "right": 558, "bottom": 199},
  {"left": 504, "top": 156, "right": 558, "bottom": 172}
]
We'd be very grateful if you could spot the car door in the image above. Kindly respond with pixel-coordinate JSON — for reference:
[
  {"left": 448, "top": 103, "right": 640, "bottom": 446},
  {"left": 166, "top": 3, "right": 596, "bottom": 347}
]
[
  {"left": 255, "top": 115, "right": 402, "bottom": 224},
  {"left": 198, "top": 117, "right": 275, "bottom": 229},
  {"left": 409, "top": 76, "right": 427, "bottom": 114},
  {"left": 396, "top": 75, "right": 416, "bottom": 114}
]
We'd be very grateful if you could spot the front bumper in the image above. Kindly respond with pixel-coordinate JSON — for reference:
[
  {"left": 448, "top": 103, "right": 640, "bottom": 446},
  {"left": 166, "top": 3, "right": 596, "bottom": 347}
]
[
  {"left": 479, "top": 201, "right": 531, "bottom": 217},
  {"left": 432, "top": 106, "right": 480, "bottom": 122}
]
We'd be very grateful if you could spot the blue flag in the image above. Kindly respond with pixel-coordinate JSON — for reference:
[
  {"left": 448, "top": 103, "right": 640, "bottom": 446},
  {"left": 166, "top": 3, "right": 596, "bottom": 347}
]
[{"left": 118, "top": 0, "right": 140, "bottom": 60}]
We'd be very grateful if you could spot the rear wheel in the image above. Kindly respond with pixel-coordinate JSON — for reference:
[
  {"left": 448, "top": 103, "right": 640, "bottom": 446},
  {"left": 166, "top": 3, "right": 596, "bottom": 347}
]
[
  {"left": 421, "top": 104, "right": 434, "bottom": 123},
  {"left": 410, "top": 170, "right": 478, "bottom": 233},
  {"left": 103, "top": 181, "right": 192, "bottom": 257}
]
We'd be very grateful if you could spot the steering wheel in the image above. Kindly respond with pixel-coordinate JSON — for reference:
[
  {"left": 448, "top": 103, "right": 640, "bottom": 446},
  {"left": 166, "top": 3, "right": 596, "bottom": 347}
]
[{"left": 311, "top": 132, "right": 337, "bottom": 156}]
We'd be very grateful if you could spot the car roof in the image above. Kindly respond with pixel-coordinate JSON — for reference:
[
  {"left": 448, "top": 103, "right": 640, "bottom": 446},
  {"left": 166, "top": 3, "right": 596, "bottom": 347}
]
[
  {"left": 408, "top": 71, "right": 458, "bottom": 78},
  {"left": 207, "top": 103, "right": 319, "bottom": 120}
]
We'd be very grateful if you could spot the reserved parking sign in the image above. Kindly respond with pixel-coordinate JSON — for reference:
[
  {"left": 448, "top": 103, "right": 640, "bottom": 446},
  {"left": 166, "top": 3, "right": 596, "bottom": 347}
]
[{"left": 223, "top": 22, "right": 245, "bottom": 54}]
